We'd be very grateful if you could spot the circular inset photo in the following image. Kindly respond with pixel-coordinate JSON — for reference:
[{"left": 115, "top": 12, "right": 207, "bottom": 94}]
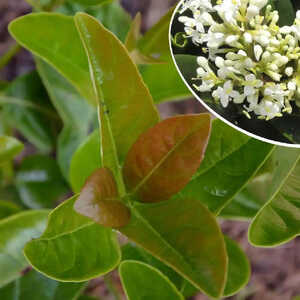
[{"left": 169, "top": 0, "right": 300, "bottom": 146}]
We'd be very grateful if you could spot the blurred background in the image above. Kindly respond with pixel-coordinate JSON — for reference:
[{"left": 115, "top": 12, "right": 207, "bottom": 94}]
[{"left": 1, "top": 0, "right": 300, "bottom": 299}]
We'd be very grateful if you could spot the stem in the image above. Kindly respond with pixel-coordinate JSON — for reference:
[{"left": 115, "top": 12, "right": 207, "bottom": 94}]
[
  {"left": 0, "top": 43, "right": 21, "bottom": 70},
  {"left": 103, "top": 274, "right": 122, "bottom": 300}
]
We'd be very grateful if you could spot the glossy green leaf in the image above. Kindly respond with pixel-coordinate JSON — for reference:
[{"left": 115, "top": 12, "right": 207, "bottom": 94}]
[
  {"left": 120, "top": 196, "right": 227, "bottom": 298},
  {"left": 122, "top": 236, "right": 250, "bottom": 298},
  {"left": 16, "top": 155, "right": 68, "bottom": 209},
  {"left": 249, "top": 148, "right": 300, "bottom": 246},
  {"left": 0, "top": 269, "right": 86, "bottom": 300},
  {"left": 0, "top": 210, "right": 48, "bottom": 287},
  {"left": 24, "top": 196, "right": 121, "bottom": 281},
  {"left": 138, "top": 8, "right": 174, "bottom": 61},
  {"left": 70, "top": 131, "right": 101, "bottom": 193},
  {"left": 74, "top": 12, "right": 159, "bottom": 186},
  {"left": 180, "top": 124, "right": 274, "bottom": 214},
  {"left": 123, "top": 114, "right": 211, "bottom": 203},
  {"left": 140, "top": 61, "right": 191, "bottom": 104},
  {"left": 9, "top": 13, "right": 95, "bottom": 105},
  {"left": 74, "top": 168, "right": 131, "bottom": 228},
  {"left": 1, "top": 72, "right": 56, "bottom": 153},
  {"left": 36, "top": 58, "right": 95, "bottom": 179},
  {"left": 224, "top": 236, "right": 250, "bottom": 297},
  {"left": 221, "top": 150, "right": 278, "bottom": 219},
  {"left": 119, "top": 261, "right": 184, "bottom": 300},
  {"left": 0, "top": 136, "right": 23, "bottom": 165},
  {"left": 58, "top": 1, "right": 131, "bottom": 42},
  {"left": 121, "top": 243, "right": 183, "bottom": 291},
  {"left": 0, "top": 201, "right": 21, "bottom": 220}
]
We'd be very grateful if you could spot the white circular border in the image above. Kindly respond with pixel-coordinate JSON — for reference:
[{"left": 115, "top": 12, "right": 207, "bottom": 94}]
[{"left": 168, "top": 0, "right": 300, "bottom": 148}]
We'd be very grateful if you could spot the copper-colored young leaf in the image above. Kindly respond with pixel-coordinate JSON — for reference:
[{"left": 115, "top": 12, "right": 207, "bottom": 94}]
[
  {"left": 123, "top": 114, "right": 212, "bottom": 203},
  {"left": 74, "top": 168, "right": 130, "bottom": 228}
]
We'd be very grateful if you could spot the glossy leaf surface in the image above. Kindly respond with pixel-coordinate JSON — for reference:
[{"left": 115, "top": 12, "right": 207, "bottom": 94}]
[
  {"left": 9, "top": 13, "right": 95, "bottom": 105},
  {"left": 249, "top": 148, "right": 300, "bottom": 246},
  {"left": 74, "top": 168, "right": 130, "bottom": 228},
  {"left": 2, "top": 72, "right": 56, "bottom": 153},
  {"left": 180, "top": 129, "right": 274, "bottom": 214},
  {"left": 36, "top": 58, "right": 95, "bottom": 179},
  {"left": 120, "top": 196, "right": 227, "bottom": 298},
  {"left": 0, "top": 210, "right": 48, "bottom": 287},
  {"left": 75, "top": 12, "right": 159, "bottom": 179},
  {"left": 0, "top": 136, "right": 23, "bottom": 164},
  {"left": 24, "top": 196, "right": 121, "bottom": 281},
  {"left": 119, "top": 261, "right": 184, "bottom": 300},
  {"left": 0, "top": 269, "right": 85, "bottom": 300},
  {"left": 224, "top": 236, "right": 250, "bottom": 296},
  {"left": 16, "top": 155, "right": 68, "bottom": 209},
  {"left": 70, "top": 131, "right": 101, "bottom": 193},
  {"left": 123, "top": 114, "right": 211, "bottom": 202}
]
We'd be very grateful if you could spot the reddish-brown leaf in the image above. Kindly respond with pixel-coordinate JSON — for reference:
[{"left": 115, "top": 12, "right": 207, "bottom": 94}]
[
  {"left": 74, "top": 168, "right": 130, "bottom": 228},
  {"left": 123, "top": 114, "right": 212, "bottom": 202}
]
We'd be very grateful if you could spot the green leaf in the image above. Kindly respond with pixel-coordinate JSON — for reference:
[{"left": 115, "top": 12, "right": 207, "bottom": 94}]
[
  {"left": 249, "top": 147, "right": 300, "bottom": 246},
  {"left": 74, "top": 12, "right": 159, "bottom": 188},
  {"left": 273, "top": 0, "right": 295, "bottom": 26},
  {"left": 36, "top": 58, "right": 95, "bottom": 179},
  {"left": 70, "top": 131, "right": 101, "bottom": 193},
  {"left": 9, "top": 13, "right": 96, "bottom": 105},
  {"left": 119, "top": 261, "right": 184, "bottom": 300},
  {"left": 123, "top": 114, "right": 211, "bottom": 203},
  {"left": 15, "top": 155, "right": 68, "bottom": 209},
  {"left": 0, "top": 269, "right": 86, "bottom": 300},
  {"left": 24, "top": 196, "right": 121, "bottom": 281},
  {"left": 223, "top": 236, "right": 250, "bottom": 297},
  {"left": 1, "top": 72, "right": 57, "bottom": 153},
  {"left": 0, "top": 201, "right": 22, "bottom": 220},
  {"left": 121, "top": 236, "right": 250, "bottom": 298},
  {"left": 74, "top": 168, "right": 131, "bottom": 228},
  {"left": 137, "top": 8, "right": 174, "bottom": 61},
  {"left": 221, "top": 150, "right": 278, "bottom": 219},
  {"left": 0, "top": 136, "right": 23, "bottom": 165},
  {"left": 180, "top": 122, "right": 274, "bottom": 214},
  {"left": 125, "top": 13, "right": 142, "bottom": 52},
  {"left": 58, "top": 1, "right": 131, "bottom": 42},
  {"left": 140, "top": 61, "right": 191, "bottom": 104},
  {"left": 120, "top": 196, "right": 227, "bottom": 298},
  {"left": 0, "top": 210, "right": 48, "bottom": 287}
]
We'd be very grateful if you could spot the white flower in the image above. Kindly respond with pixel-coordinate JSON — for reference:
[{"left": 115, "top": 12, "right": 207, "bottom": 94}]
[
  {"left": 215, "top": 56, "right": 241, "bottom": 79},
  {"left": 214, "top": 0, "right": 240, "bottom": 25},
  {"left": 246, "top": 0, "right": 268, "bottom": 19},
  {"left": 254, "top": 100, "right": 282, "bottom": 120},
  {"left": 212, "top": 81, "right": 245, "bottom": 107},
  {"left": 254, "top": 44, "right": 263, "bottom": 61},
  {"left": 264, "top": 84, "right": 289, "bottom": 105}
]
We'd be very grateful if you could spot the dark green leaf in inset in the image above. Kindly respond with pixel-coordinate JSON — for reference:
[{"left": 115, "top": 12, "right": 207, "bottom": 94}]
[
  {"left": 123, "top": 114, "right": 211, "bottom": 203},
  {"left": 16, "top": 155, "right": 68, "bottom": 209},
  {"left": 119, "top": 261, "right": 184, "bottom": 300},
  {"left": 24, "top": 196, "right": 121, "bottom": 281},
  {"left": 0, "top": 210, "right": 48, "bottom": 287}
]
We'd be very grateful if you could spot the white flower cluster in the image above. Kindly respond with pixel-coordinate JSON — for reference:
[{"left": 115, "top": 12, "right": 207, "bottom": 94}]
[{"left": 178, "top": 0, "right": 300, "bottom": 120}]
